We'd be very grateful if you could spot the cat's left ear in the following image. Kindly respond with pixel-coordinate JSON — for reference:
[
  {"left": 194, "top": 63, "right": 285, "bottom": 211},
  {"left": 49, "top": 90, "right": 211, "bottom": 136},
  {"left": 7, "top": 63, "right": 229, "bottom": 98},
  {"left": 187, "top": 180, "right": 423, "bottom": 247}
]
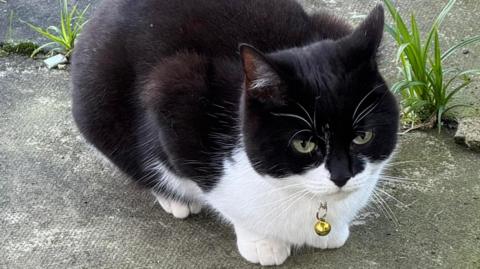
[
  {"left": 239, "top": 44, "right": 285, "bottom": 105},
  {"left": 339, "top": 5, "right": 384, "bottom": 60}
]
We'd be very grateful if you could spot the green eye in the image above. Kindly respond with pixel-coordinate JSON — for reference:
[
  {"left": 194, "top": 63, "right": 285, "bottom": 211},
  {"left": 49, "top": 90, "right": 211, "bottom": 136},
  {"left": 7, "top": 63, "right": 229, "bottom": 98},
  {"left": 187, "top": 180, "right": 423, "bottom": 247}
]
[
  {"left": 292, "top": 139, "right": 317, "bottom": 154},
  {"left": 353, "top": 131, "right": 374, "bottom": 145}
]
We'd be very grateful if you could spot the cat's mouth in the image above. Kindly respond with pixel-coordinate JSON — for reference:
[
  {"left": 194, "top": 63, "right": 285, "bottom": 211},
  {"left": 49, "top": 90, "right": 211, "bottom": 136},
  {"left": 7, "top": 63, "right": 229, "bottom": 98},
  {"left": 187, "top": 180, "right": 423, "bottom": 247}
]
[{"left": 306, "top": 185, "right": 359, "bottom": 197}]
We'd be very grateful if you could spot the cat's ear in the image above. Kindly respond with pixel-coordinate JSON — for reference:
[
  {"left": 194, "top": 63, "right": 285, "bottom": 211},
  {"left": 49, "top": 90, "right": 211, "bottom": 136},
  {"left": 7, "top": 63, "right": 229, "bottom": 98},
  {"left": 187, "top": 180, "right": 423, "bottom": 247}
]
[
  {"left": 339, "top": 5, "right": 384, "bottom": 60},
  {"left": 239, "top": 44, "right": 285, "bottom": 105}
]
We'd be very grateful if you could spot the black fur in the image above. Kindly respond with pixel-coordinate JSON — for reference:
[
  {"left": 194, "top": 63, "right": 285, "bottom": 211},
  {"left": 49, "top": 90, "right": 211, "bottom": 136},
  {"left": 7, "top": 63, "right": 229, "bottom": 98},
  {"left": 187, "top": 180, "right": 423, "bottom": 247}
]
[{"left": 72, "top": 0, "right": 398, "bottom": 197}]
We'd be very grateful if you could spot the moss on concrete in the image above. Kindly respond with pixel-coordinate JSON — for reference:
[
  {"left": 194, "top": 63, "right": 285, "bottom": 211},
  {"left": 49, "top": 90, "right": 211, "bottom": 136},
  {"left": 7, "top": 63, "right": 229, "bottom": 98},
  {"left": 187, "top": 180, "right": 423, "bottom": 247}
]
[
  {"left": 0, "top": 48, "right": 8, "bottom": 57},
  {"left": 0, "top": 41, "right": 39, "bottom": 57}
]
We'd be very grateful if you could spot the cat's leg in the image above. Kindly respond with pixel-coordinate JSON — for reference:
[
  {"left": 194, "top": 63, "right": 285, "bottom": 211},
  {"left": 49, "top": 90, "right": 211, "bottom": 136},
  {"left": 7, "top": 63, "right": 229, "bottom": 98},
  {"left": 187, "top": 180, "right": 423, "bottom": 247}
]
[
  {"left": 152, "top": 191, "right": 202, "bottom": 219},
  {"left": 234, "top": 225, "right": 291, "bottom": 266}
]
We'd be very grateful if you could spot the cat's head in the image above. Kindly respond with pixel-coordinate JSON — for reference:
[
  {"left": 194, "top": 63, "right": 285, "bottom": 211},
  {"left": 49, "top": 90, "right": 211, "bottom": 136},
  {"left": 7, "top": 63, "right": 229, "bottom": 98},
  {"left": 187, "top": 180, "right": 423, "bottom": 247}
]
[{"left": 239, "top": 5, "right": 398, "bottom": 197}]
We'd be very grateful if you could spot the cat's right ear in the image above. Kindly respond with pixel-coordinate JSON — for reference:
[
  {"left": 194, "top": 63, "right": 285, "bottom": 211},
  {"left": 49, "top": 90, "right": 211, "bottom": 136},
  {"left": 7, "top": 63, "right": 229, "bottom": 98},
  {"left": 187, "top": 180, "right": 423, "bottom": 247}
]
[{"left": 239, "top": 44, "right": 285, "bottom": 105}]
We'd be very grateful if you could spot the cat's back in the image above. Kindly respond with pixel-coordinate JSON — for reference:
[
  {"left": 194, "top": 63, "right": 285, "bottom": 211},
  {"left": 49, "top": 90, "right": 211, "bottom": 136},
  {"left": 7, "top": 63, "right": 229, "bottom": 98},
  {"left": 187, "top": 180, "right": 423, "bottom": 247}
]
[{"left": 78, "top": 0, "right": 314, "bottom": 61}]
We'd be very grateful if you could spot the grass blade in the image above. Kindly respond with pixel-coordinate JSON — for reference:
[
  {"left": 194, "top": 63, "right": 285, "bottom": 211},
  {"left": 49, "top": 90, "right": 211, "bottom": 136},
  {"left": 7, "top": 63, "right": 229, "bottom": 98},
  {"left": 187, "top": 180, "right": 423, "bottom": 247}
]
[
  {"left": 395, "top": 43, "right": 410, "bottom": 62},
  {"left": 442, "top": 35, "right": 480, "bottom": 61},
  {"left": 423, "top": 0, "right": 456, "bottom": 63},
  {"left": 391, "top": 80, "right": 426, "bottom": 93},
  {"left": 445, "top": 81, "right": 471, "bottom": 104},
  {"left": 30, "top": 42, "right": 57, "bottom": 58},
  {"left": 443, "top": 104, "right": 470, "bottom": 115},
  {"left": 433, "top": 0, "right": 457, "bottom": 27}
]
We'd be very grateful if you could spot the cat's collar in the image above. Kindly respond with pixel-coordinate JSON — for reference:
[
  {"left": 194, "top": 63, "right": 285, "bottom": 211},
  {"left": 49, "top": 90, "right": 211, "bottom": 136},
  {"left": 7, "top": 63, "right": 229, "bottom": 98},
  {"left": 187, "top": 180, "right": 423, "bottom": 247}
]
[{"left": 314, "top": 202, "right": 331, "bottom": 236}]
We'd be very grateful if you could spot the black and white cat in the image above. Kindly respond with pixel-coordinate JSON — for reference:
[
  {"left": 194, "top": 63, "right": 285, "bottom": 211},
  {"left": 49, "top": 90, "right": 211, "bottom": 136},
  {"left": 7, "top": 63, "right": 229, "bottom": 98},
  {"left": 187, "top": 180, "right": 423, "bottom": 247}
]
[{"left": 72, "top": 0, "right": 399, "bottom": 265}]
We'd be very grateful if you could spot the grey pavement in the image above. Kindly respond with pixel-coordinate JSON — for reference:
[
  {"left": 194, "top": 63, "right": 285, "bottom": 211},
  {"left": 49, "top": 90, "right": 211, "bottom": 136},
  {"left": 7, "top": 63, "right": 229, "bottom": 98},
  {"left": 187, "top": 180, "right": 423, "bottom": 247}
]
[{"left": 1, "top": 0, "right": 480, "bottom": 268}]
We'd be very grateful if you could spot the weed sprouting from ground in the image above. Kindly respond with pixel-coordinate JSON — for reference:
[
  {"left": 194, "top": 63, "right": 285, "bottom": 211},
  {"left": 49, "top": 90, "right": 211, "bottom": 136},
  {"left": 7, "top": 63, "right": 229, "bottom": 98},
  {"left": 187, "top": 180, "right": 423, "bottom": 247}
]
[
  {"left": 383, "top": 0, "right": 480, "bottom": 132},
  {"left": 23, "top": 0, "right": 89, "bottom": 58}
]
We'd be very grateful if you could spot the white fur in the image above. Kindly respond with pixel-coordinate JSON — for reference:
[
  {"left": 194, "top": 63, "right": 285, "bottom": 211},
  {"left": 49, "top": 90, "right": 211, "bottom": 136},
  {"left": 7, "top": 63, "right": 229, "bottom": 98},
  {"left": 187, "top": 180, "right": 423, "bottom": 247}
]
[
  {"left": 235, "top": 226, "right": 291, "bottom": 266},
  {"left": 150, "top": 161, "right": 204, "bottom": 200},
  {"left": 149, "top": 149, "right": 387, "bottom": 265},
  {"left": 250, "top": 77, "right": 274, "bottom": 89},
  {"left": 153, "top": 192, "right": 202, "bottom": 219},
  {"left": 205, "top": 149, "right": 386, "bottom": 265},
  {"left": 150, "top": 162, "right": 204, "bottom": 218}
]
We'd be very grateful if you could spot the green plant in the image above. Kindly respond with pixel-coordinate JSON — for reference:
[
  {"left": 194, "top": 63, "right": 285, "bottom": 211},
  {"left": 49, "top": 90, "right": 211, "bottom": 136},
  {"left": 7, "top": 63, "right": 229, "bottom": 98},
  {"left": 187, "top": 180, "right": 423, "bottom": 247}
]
[
  {"left": 24, "top": 0, "right": 89, "bottom": 58},
  {"left": 383, "top": 0, "right": 480, "bottom": 131}
]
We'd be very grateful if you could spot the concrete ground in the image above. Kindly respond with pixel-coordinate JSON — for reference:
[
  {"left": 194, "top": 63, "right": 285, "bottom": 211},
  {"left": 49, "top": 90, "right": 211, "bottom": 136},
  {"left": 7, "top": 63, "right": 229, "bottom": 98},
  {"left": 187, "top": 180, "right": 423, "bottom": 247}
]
[{"left": 1, "top": 0, "right": 480, "bottom": 268}]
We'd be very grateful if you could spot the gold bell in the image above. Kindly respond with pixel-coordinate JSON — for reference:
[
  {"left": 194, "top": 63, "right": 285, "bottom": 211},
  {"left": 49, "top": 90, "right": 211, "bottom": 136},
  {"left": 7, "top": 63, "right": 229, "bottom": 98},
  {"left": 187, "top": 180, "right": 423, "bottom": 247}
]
[{"left": 314, "top": 219, "right": 331, "bottom": 236}]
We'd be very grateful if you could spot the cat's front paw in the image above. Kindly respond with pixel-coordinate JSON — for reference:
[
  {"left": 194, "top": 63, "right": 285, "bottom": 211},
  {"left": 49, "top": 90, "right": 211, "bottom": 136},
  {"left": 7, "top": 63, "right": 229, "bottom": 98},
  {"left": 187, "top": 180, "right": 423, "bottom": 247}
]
[
  {"left": 326, "top": 224, "right": 350, "bottom": 249},
  {"left": 235, "top": 227, "right": 291, "bottom": 266},
  {"left": 311, "top": 224, "right": 350, "bottom": 249},
  {"left": 238, "top": 238, "right": 291, "bottom": 266},
  {"left": 153, "top": 193, "right": 201, "bottom": 219}
]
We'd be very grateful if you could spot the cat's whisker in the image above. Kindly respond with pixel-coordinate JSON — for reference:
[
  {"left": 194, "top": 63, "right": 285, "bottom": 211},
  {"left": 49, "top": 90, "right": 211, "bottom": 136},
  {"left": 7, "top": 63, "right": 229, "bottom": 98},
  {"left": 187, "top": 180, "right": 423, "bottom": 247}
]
[
  {"left": 295, "top": 102, "right": 314, "bottom": 128},
  {"left": 313, "top": 96, "right": 321, "bottom": 130},
  {"left": 379, "top": 179, "right": 430, "bottom": 189},
  {"left": 287, "top": 129, "right": 313, "bottom": 147},
  {"left": 353, "top": 102, "right": 379, "bottom": 128},
  {"left": 380, "top": 173, "right": 418, "bottom": 180},
  {"left": 260, "top": 189, "right": 310, "bottom": 232},
  {"left": 373, "top": 190, "right": 400, "bottom": 227},
  {"left": 372, "top": 192, "right": 392, "bottom": 224},
  {"left": 369, "top": 194, "right": 389, "bottom": 223},
  {"left": 380, "top": 179, "right": 422, "bottom": 185},
  {"left": 381, "top": 199, "right": 400, "bottom": 228},
  {"left": 271, "top": 112, "right": 313, "bottom": 129},
  {"left": 384, "top": 160, "right": 427, "bottom": 166},
  {"left": 376, "top": 188, "right": 406, "bottom": 208},
  {"left": 372, "top": 195, "right": 399, "bottom": 228},
  {"left": 351, "top": 83, "right": 385, "bottom": 121},
  {"left": 364, "top": 199, "right": 379, "bottom": 213},
  {"left": 379, "top": 177, "right": 427, "bottom": 185},
  {"left": 380, "top": 176, "right": 426, "bottom": 185},
  {"left": 249, "top": 189, "right": 308, "bottom": 230},
  {"left": 380, "top": 175, "right": 422, "bottom": 182},
  {"left": 353, "top": 102, "right": 377, "bottom": 126},
  {"left": 271, "top": 190, "right": 311, "bottom": 225},
  {"left": 240, "top": 183, "right": 306, "bottom": 206},
  {"left": 262, "top": 190, "right": 306, "bottom": 217},
  {"left": 371, "top": 195, "right": 386, "bottom": 215},
  {"left": 353, "top": 88, "right": 389, "bottom": 127}
]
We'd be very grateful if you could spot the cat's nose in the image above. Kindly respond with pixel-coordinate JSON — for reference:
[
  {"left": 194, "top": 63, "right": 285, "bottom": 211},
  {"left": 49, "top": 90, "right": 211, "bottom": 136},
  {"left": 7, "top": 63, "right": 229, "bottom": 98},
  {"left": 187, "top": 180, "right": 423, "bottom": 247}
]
[{"left": 330, "top": 176, "right": 350, "bottom": 187}]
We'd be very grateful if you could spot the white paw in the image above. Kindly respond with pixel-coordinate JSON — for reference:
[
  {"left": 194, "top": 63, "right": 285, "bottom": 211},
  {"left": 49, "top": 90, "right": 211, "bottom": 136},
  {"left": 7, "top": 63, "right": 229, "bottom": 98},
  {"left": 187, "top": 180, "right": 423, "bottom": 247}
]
[
  {"left": 326, "top": 225, "right": 350, "bottom": 249},
  {"left": 235, "top": 228, "right": 290, "bottom": 266},
  {"left": 311, "top": 224, "right": 350, "bottom": 249},
  {"left": 237, "top": 238, "right": 291, "bottom": 266},
  {"left": 153, "top": 193, "right": 202, "bottom": 219}
]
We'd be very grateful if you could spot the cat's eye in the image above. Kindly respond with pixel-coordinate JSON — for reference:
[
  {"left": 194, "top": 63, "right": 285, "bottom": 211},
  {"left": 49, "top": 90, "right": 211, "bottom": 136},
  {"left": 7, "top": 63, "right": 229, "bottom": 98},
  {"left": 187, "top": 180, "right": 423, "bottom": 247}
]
[
  {"left": 292, "top": 139, "right": 317, "bottom": 154},
  {"left": 353, "top": 131, "right": 374, "bottom": 145}
]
